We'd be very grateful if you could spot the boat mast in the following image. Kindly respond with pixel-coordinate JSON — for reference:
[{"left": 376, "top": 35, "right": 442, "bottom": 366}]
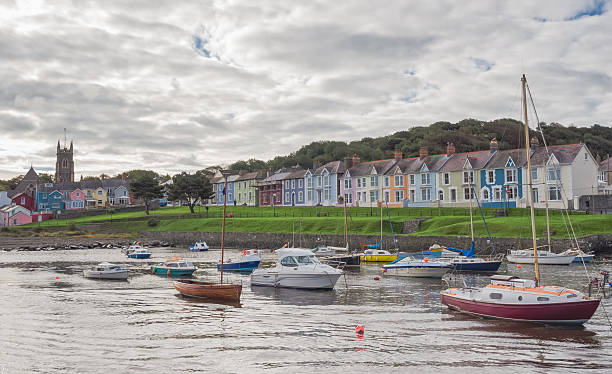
[
  {"left": 220, "top": 171, "right": 229, "bottom": 284},
  {"left": 469, "top": 179, "right": 474, "bottom": 244},
  {"left": 522, "top": 74, "right": 540, "bottom": 285},
  {"left": 343, "top": 195, "right": 349, "bottom": 248},
  {"left": 380, "top": 198, "right": 383, "bottom": 248}
]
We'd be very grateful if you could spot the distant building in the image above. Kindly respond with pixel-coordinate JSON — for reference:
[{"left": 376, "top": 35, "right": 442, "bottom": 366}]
[
  {"left": 0, "top": 204, "right": 32, "bottom": 227},
  {"left": 55, "top": 140, "right": 75, "bottom": 183}
]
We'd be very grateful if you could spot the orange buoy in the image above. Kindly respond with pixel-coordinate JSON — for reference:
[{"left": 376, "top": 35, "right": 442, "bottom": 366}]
[
  {"left": 517, "top": 264, "right": 522, "bottom": 269},
  {"left": 486, "top": 258, "right": 490, "bottom": 262},
  {"left": 381, "top": 268, "right": 387, "bottom": 273},
  {"left": 243, "top": 249, "right": 247, "bottom": 256},
  {"left": 167, "top": 269, "right": 171, "bottom": 277},
  {"left": 374, "top": 276, "right": 380, "bottom": 280},
  {"left": 355, "top": 325, "right": 365, "bottom": 335},
  {"left": 55, "top": 276, "right": 59, "bottom": 279},
  {"left": 424, "top": 257, "right": 429, "bottom": 263}
]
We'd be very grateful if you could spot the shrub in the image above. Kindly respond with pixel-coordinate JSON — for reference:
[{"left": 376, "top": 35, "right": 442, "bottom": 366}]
[
  {"left": 67, "top": 223, "right": 77, "bottom": 231},
  {"left": 147, "top": 218, "right": 160, "bottom": 227}
]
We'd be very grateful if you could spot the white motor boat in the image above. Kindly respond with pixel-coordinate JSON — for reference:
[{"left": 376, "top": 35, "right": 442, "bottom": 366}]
[
  {"left": 311, "top": 245, "right": 335, "bottom": 257},
  {"left": 251, "top": 248, "right": 343, "bottom": 289},
  {"left": 382, "top": 256, "right": 451, "bottom": 278},
  {"left": 507, "top": 249, "right": 576, "bottom": 265},
  {"left": 83, "top": 263, "right": 129, "bottom": 280},
  {"left": 189, "top": 241, "right": 209, "bottom": 252}
]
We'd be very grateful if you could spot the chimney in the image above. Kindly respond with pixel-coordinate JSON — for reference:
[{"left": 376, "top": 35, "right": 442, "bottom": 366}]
[
  {"left": 419, "top": 147, "right": 428, "bottom": 160},
  {"left": 101, "top": 174, "right": 105, "bottom": 181},
  {"left": 490, "top": 138, "right": 499, "bottom": 153},
  {"left": 352, "top": 154, "right": 360, "bottom": 165},
  {"left": 446, "top": 142, "right": 455, "bottom": 156},
  {"left": 343, "top": 157, "right": 353, "bottom": 169},
  {"left": 121, "top": 173, "right": 126, "bottom": 180},
  {"left": 394, "top": 149, "right": 402, "bottom": 161},
  {"left": 239, "top": 169, "right": 247, "bottom": 176},
  {"left": 530, "top": 136, "right": 539, "bottom": 148},
  {"left": 312, "top": 160, "right": 321, "bottom": 170}
]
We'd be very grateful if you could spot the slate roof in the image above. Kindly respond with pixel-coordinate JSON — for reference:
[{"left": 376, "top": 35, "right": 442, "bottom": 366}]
[
  {"left": 8, "top": 167, "right": 39, "bottom": 198},
  {"left": 400, "top": 154, "right": 450, "bottom": 173},
  {"left": 313, "top": 160, "right": 346, "bottom": 176},
  {"left": 235, "top": 171, "right": 263, "bottom": 182},
  {"left": 438, "top": 150, "right": 494, "bottom": 172},
  {"left": 483, "top": 148, "right": 528, "bottom": 169},
  {"left": 529, "top": 143, "right": 585, "bottom": 166},
  {"left": 286, "top": 169, "right": 307, "bottom": 179},
  {"left": 346, "top": 159, "right": 397, "bottom": 177}
]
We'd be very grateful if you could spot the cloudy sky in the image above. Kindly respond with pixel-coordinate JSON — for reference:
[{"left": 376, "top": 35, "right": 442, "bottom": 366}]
[{"left": 0, "top": 0, "right": 611, "bottom": 179}]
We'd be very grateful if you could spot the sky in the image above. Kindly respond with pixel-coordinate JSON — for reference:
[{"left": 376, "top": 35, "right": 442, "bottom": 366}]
[{"left": 0, "top": 0, "right": 611, "bottom": 179}]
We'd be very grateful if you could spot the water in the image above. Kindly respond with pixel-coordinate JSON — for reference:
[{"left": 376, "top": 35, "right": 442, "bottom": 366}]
[{"left": 1, "top": 248, "right": 611, "bottom": 373}]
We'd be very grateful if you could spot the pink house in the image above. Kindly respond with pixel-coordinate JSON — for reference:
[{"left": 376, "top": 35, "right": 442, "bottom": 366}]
[
  {"left": 69, "top": 188, "right": 85, "bottom": 209},
  {"left": 0, "top": 205, "right": 32, "bottom": 227}
]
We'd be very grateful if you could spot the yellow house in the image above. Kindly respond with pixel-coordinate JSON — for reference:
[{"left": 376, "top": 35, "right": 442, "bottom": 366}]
[{"left": 83, "top": 186, "right": 107, "bottom": 208}]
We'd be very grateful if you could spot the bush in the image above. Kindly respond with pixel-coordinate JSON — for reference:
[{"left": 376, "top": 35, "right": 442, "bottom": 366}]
[
  {"left": 67, "top": 223, "right": 77, "bottom": 231},
  {"left": 147, "top": 218, "right": 160, "bottom": 227}
]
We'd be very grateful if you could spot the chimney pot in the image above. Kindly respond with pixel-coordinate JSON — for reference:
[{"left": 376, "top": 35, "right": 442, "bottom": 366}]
[
  {"left": 490, "top": 138, "right": 499, "bottom": 153},
  {"left": 394, "top": 149, "right": 402, "bottom": 161},
  {"left": 419, "top": 147, "right": 428, "bottom": 160},
  {"left": 446, "top": 142, "right": 455, "bottom": 156},
  {"left": 352, "top": 154, "right": 360, "bottom": 165}
]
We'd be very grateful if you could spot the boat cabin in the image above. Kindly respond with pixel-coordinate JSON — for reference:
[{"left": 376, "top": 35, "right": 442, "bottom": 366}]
[
  {"left": 489, "top": 275, "right": 536, "bottom": 288},
  {"left": 364, "top": 249, "right": 391, "bottom": 255}
]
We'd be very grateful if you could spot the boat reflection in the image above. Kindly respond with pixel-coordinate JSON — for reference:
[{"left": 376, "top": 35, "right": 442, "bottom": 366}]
[
  {"left": 173, "top": 293, "right": 242, "bottom": 308},
  {"left": 250, "top": 285, "right": 338, "bottom": 306}
]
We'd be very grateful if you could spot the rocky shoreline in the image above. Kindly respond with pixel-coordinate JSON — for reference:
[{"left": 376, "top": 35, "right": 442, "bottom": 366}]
[{"left": 0, "top": 237, "right": 176, "bottom": 252}]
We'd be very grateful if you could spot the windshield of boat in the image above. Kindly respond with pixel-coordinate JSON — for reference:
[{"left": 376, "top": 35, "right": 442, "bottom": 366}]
[
  {"left": 296, "top": 255, "right": 319, "bottom": 264},
  {"left": 281, "top": 256, "right": 298, "bottom": 266}
]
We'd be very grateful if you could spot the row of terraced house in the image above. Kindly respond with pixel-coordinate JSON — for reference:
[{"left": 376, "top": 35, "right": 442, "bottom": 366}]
[
  {"left": 0, "top": 168, "right": 133, "bottom": 227},
  {"left": 211, "top": 140, "right": 612, "bottom": 211}
]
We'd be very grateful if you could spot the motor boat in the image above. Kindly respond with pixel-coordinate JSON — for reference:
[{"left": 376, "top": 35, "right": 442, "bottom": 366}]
[
  {"left": 441, "top": 275, "right": 600, "bottom": 324},
  {"left": 151, "top": 257, "right": 196, "bottom": 276},
  {"left": 126, "top": 246, "right": 151, "bottom": 259},
  {"left": 437, "top": 255, "right": 503, "bottom": 272},
  {"left": 311, "top": 245, "right": 335, "bottom": 256},
  {"left": 218, "top": 249, "right": 262, "bottom": 272},
  {"left": 189, "top": 241, "right": 209, "bottom": 252},
  {"left": 399, "top": 244, "right": 455, "bottom": 259},
  {"left": 83, "top": 263, "right": 129, "bottom": 280},
  {"left": 382, "top": 256, "right": 451, "bottom": 278},
  {"left": 360, "top": 249, "right": 398, "bottom": 262},
  {"left": 251, "top": 248, "right": 343, "bottom": 289},
  {"left": 507, "top": 249, "right": 575, "bottom": 265}
]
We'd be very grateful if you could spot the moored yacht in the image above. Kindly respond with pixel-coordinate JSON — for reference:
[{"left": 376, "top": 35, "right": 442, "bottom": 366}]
[
  {"left": 251, "top": 248, "right": 343, "bottom": 289},
  {"left": 507, "top": 249, "right": 575, "bottom": 265}
]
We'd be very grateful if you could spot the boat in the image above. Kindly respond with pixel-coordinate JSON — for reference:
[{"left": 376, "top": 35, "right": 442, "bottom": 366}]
[
  {"left": 151, "top": 257, "right": 196, "bottom": 276},
  {"left": 440, "top": 75, "right": 600, "bottom": 325},
  {"left": 189, "top": 241, "right": 209, "bottom": 252},
  {"left": 173, "top": 171, "right": 242, "bottom": 303},
  {"left": 251, "top": 248, "right": 343, "bottom": 289},
  {"left": 382, "top": 256, "right": 451, "bottom": 278},
  {"left": 126, "top": 246, "right": 151, "bottom": 259},
  {"left": 321, "top": 253, "right": 361, "bottom": 268},
  {"left": 360, "top": 249, "right": 398, "bottom": 262},
  {"left": 173, "top": 279, "right": 242, "bottom": 301},
  {"left": 558, "top": 248, "right": 595, "bottom": 263},
  {"left": 311, "top": 245, "right": 335, "bottom": 256},
  {"left": 83, "top": 263, "right": 129, "bottom": 280},
  {"left": 400, "top": 244, "right": 450, "bottom": 259},
  {"left": 507, "top": 249, "right": 576, "bottom": 265},
  {"left": 438, "top": 254, "right": 503, "bottom": 272},
  {"left": 216, "top": 249, "right": 261, "bottom": 273}
]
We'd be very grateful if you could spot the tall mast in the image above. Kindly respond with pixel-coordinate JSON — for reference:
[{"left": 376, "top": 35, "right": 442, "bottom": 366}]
[
  {"left": 380, "top": 198, "right": 383, "bottom": 246},
  {"left": 522, "top": 74, "right": 540, "bottom": 285},
  {"left": 220, "top": 171, "right": 229, "bottom": 284},
  {"left": 343, "top": 195, "right": 349, "bottom": 248},
  {"left": 469, "top": 180, "right": 474, "bottom": 243}
]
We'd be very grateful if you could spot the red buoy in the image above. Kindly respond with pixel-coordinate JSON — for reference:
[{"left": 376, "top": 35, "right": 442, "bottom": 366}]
[
  {"left": 517, "top": 264, "right": 522, "bottom": 269},
  {"left": 167, "top": 269, "right": 171, "bottom": 277},
  {"left": 424, "top": 257, "right": 429, "bottom": 263},
  {"left": 355, "top": 325, "right": 365, "bottom": 335},
  {"left": 55, "top": 276, "right": 59, "bottom": 279},
  {"left": 374, "top": 276, "right": 380, "bottom": 280}
]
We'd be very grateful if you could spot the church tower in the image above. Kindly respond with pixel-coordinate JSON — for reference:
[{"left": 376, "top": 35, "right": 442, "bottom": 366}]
[{"left": 55, "top": 140, "right": 75, "bottom": 183}]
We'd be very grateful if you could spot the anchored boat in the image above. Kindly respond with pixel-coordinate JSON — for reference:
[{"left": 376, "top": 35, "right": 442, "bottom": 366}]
[
  {"left": 151, "top": 257, "right": 196, "bottom": 276},
  {"left": 382, "top": 256, "right": 451, "bottom": 278},
  {"left": 217, "top": 249, "right": 262, "bottom": 273},
  {"left": 83, "top": 263, "right": 129, "bottom": 280},
  {"left": 189, "top": 241, "right": 209, "bottom": 252}
]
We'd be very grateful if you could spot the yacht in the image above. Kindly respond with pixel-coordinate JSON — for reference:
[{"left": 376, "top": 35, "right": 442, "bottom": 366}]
[
  {"left": 251, "top": 248, "right": 343, "bottom": 289},
  {"left": 507, "top": 249, "right": 575, "bottom": 265},
  {"left": 382, "top": 256, "right": 451, "bottom": 278}
]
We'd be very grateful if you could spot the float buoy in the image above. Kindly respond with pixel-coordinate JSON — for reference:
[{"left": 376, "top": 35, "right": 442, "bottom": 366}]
[
  {"left": 517, "top": 264, "right": 522, "bottom": 269},
  {"left": 55, "top": 276, "right": 59, "bottom": 279},
  {"left": 381, "top": 268, "right": 387, "bottom": 273},
  {"left": 424, "top": 257, "right": 429, "bottom": 263},
  {"left": 167, "top": 269, "right": 171, "bottom": 277},
  {"left": 374, "top": 276, "right": 380, "bottom": 280},
  {"left": 355, "top": 325, "right": 365, "bottom": 335}
]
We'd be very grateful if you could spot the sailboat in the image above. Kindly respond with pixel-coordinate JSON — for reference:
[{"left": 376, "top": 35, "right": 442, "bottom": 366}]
[
  {"left": 440, "top": 75, "right": 600, "bottom": 324},
  {"left": 174, "top": 171, "right": 242, "bottom": 302},
  {"left": 320, "top": 195, "right": 361, "bottom": 267},
  {"left": 359, "top": 199, "right": 398, "bottom": 262}
]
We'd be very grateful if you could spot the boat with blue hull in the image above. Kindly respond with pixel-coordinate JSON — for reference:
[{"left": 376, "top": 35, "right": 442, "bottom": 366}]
[
  {"left": 218, "top": 249, "right": 262, "bottom": 273},
  {"left": 126, "top": 245, "right": 151, "bottom": 259},
  {"left": 152, "top": 257, "right": 196, "bottom": 276}
]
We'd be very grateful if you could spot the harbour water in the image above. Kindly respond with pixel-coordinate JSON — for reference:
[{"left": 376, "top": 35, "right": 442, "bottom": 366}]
[{"left": 1, "top": 247, "right": 611, "bottom": 373}]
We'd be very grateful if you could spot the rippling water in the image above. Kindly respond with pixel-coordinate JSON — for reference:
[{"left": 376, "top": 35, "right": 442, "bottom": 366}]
[{"left": 1, "top": 247, "right": 611, "bottom": 373}]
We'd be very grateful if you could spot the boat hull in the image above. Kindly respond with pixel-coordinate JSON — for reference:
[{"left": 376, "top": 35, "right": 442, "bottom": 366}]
[
  {"left": 573, "top": 255, "right": 593, "bottom": 263},
  {"left": 83, "top": 270, "right": 129, "bottom": 280},
  {"left": 127, "top": 253, "right": 151, "bottom": 259},
  {"left": 250, "top": 272, "right": 342, "bottom": 289},
  {"left": 322, "top": 254, "right": 361, "bottom": 267},
  {"left": 360, "top": 254, "right": 398, "bottom": 262},
  {"left": 451, "top": 261, "right": 502, "bottom": 272},
  {"left": 506, "top": 254, "right": 575, "bottom": 265},
  {"left": 217, "top": 260, "right": 261, "bottom": 272},
  {"left": 441, "top": 293, "right": 600, "bottom": 325},
  {"left": 383, "top": 266, "right": 449, "bottom": 278},
  {"left": 152, "top": 267, "right": 196, "bottom": 276},
  {"left": 173, "top": 280, "right": 242, "bottom": 302}
]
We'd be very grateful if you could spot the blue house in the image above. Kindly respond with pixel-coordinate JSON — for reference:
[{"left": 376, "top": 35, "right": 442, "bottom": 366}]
[
  {"left": 36, "top": 184, "right": 65, "bottom": 212},
  {"left": 215, "top": 174, "right": 238, "bottom": 205},
  {"left": 304, "top": 160, "right": 346, "bottom": 206},
  {"left": 480, "top": 149, "right": 525, "bottom": 208},
  {"left": 404, "top": 150, "right": 449, "bottom": 207},
  {"left": 282, "top": 169, "right": 307, "bottom": 206}
]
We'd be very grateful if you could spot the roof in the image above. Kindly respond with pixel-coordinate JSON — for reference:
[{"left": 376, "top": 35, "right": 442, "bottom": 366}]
[
  {"left": 346, "top": 159, "right": 397, "bottom": 177},
  {"left": 483, "top": 148, "right": 528, "bottom": 169},
  {"left": 600, "top": 158, "right": 612, "bottom": 172},
  {"left": 401, "top": 154, "right": 450, "bottom": 173},
  {"left": 313, "top": 160, "right": 346, "bottom": 176},
  {"left": 8, "top": 167, "right": 39, "bottom": 197},
  {"left": 530, "top": 143, "right": 585, "bottom": 166},
  {"left": 262, "top": 167, "right": 304, "bottom": 182},
  {"left": 285, "top": 169, "right": 307, "bottom": 179},
  {"left": 438, "top": 150, "right": 493, "bottom": 172},
  {"left": 235, "top": 171, "right": 263, "bottom": 182}
]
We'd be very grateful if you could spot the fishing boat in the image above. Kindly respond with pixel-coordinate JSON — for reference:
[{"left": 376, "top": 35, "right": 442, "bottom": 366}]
[
  {"left": 360, "top": 249, "right": 398, "bottom": 263},
  {"left": 507, "top": 248, "right": 576, "bottom": 265},
  {"left": 382, "top": 256, "right": 451, "bottom": 278},
  {"left": 189, "top": 241, "right": 209, "bottom": 252},
  {"left": 216, "top": 249, "right": 261, "bottom": 273},
  {"left": 83, "top": 263, "right": 129, "bottom": 280},
  {"left": 151, "top": 257, "right": 196, "bottom": 276},
  {"left": 251, "top": 248, "right": 343, "bottom": 289},
  {"left": 126, "top": 246, "right": 151, "bottom": 259},
  {"left": 173, "top": 171, "right": 241, "bottom": 303},
  {"left": 441, "top": 75, "right": 600, "bottom": 325}
]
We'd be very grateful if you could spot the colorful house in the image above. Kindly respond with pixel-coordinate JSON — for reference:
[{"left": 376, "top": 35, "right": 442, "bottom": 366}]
[
  {"left": 215, "top": 173, "right": 239, "bottom": 205},
  {"left": 383, "top": 150, "right": 410, "bottom": 207},
  {"left": 404, "top": 148, "right": 450, "bottom": 207},
  {"left": 68, "top": 188, "right": 86, "bottom": 209},
  {"left": 234, "top": 171, "right": 262, "bottom": 206},
  {"left": 282, "top": 169, "right": 307, "bottom": 206},
  {"left": 304, "top": 160, "right": 346, "bottom": 206},
  {"left": 0, "top": 191, "right": 11, "bottom": 208},
  {"left": 36, "top": 184, "right": 65, "bottom": 212},
  {"left": 82, "top": 185, "right": 107, "bottom": 208},
  {"left": 479, "top": 146, "right": 525, "bottom": 208},
  {"left": 11, "top": 192, "right": 35, "bottom": 211},
  {"left": 0, "top": 204, "right": 32, "bottom": 227},
  {"left": 340, "top": 155, "right": 397, "bottom": 208},
  {"left": 256, "top": 168, "right": 297, "bottom": 207}
]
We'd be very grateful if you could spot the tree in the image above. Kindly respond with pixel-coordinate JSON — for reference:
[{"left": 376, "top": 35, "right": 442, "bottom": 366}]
[
  {"left": 124, "top": 169, "right": 160, "bottom": 181},
  {"left": 166, "top": 172, "right": 213, "bottom": 214},
  {"left": 130, "top": 174, "right": 164, "bottom": 215},
  {"left": 38, "top": 173, "right": 54, "bottom": 183}
]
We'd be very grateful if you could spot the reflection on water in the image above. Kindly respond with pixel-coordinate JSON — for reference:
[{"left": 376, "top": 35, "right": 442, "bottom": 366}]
[{"left": 0, "top": 247, "right": 611, "bottom": 373}]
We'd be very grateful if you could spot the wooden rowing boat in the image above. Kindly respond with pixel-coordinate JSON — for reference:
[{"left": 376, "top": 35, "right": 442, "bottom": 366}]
[{"left": 173, "top": 279, "right": 242, "bottom": 302}]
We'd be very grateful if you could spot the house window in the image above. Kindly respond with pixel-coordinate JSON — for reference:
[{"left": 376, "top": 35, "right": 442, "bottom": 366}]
[
  {"left": 285, "top": 192, "right": 290, "bottom": 202},
  {"left": 356, "top": 192, "right": 361, "bottom": 201},
  {"left": 463, "top": 187, "right": 475, "bottom": 200},
  {"left": 345, "top": 193, "right": 353, "bottom": 204},
  {"left": 298, "top": 191, "right": 303, "bottom": 202},
  {"left": 506, "top": 169, "right": 517, "bottom": 183},
  {"left": 421, "top": 188, "right": 431, "bottom": 201},
  {"left": 21, "top": 197, "right": 25, "bottom": 204},
  {"left": 584, "top": 153, "right": 588, "bottom": 160},
  {"left": 324, "top": 189, "right": 330, "bottom": 201},
  {"left": 344, "top": 179, "right": 351, "bottom": 189},
  {"left": 547, "top": 167, "right": 561, "bottom": 181},
  {"left": 532, "top": 188, "right": 539, "bottom": 203},
  {"left": 395, "top": 190, "right": 404, "bottom": 202},
  {"left": 486, "top": 170, "right": 495, "bottom": 184},
  {"left": 98, "top": 190, "right": 102, "bottom": 195},
  {"left": 507, "top": 186, "right": 518, "bottom": 200},
  {"left": 384, "top": 176, "right": 390, "bottom": 187},
  {"left": 438, "top": 189, "right": 444, "bottom": 201},
  {"left": 317, "top": 176, "right": 322, "bottom": 187},
  {"left": 421, "top": 173, "right": 430, "bottom": 185},
  {"left": 299, "top": 179, "right": 303, "bottom": 188},
  {"left": 307, "top": 191, "right": 313, "bottom": 201},
  {"left": 361, "top": 177, "right": 367, "bottom": 187},
  {"left": 548, "top": 186, "right": 562, "bottom": 201},
  {"left": 394, "top": 175, "right": 404, "bottom": 187},
  {"left": 482, "top": 188, "right": 490, "bottom": 200},
  {"left": 409, "top": 174, "right": 415, "bottom": 185},
  {"left": 357, "top": 178, "right": 361, "bottom": 188},
  {"left": 285, "top": 180, "right": 290, "bottom": 188},
  {"left": 370, "top": 191, "right": 376, "bottom": 202},
  {"left": 531, "top": 167, "right": 538, "bottom": 181},
  {"left": 443, "top": 173, "right": 450, "bottom": 185},
  {"left": 384, "top": 191, "right": 390, "bottom": 202},
  {"left": 410, "top": 189, "right": 415, "bottom": 201},
  {"left": 324, "top": 175, "right": 329, "bottom": 186},
  {"left": 493, "top": 187, "right": 501, "bottom": 201},
  {"left": 463, "top": 171, "right": 473, "bottom": 184},
  {"left": 308, "top": 178, "right": 313, "bottom": 188},
  {"left": 42, "top": 194, "right": 47, "bottom": 199},
  {"left": 371, "top": 176, "right": 379, "bottom": 187}
]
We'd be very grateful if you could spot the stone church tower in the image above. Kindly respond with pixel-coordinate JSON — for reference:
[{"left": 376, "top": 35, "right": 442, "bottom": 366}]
[{"left": 55, "top": 140, "right": 75, "bottom": 183}]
